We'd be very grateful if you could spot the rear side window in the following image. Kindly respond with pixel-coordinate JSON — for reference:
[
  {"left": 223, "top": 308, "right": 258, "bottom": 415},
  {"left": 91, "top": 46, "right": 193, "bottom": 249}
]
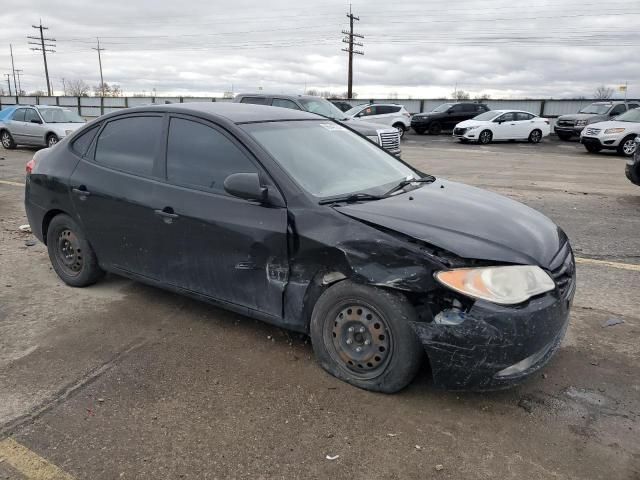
[
  {"left": 240, "top": 97, "right": 268, "bottom": 105},
  {"left": 12, "top": 109, "right": 26, "bottom": 122},
  {"left": 272, "top": 98, "right": 301, "bottom": 110},
  {"left": 94, "top": 116, "right": 162, "bottom": 177},
  {"left": 71, "top": 125, "right": 100, "bottom": 156},
  {"left": 629, "top": 104, "right": 639, "bottom": 109},
  {"left": 24, "top": 109, "right": 40, "bottom": 123},
  {"left": 450, "top": 105, "right": 464, "bottom": 112},
  {"left": 516, "top": 112, "right": 534, "bottom": 121},
  {"left": 476, "top": 104, "right": 489, "bottom": 112},
  {"left": 166, "top": 118, "right": 258, "bottom": 194}
]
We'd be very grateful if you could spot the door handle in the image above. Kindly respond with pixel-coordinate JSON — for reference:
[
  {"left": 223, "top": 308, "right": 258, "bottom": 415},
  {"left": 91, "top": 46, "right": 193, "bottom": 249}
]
[
  {"left": 72, "top": 187, "right": 91, "bottom": 198},
  {"left": 154, "top": 208, "right": 179, "bottom": 224}
]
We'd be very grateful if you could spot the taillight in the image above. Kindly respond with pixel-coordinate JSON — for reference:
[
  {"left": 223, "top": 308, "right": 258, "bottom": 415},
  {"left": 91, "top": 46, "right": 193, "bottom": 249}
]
[
  {"left": 403, "top": 112, "right": 411, "bottom": 117},
  {"left": 26, "top": 158, "right": 36, "bottom": 175}
]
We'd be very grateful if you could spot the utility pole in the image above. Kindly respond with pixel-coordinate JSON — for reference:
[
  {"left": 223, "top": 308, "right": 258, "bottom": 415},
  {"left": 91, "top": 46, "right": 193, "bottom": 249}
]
[
  {"left": 4, "top": 74, "right": 12, "bottom": 96},
  {"left": 61, "top": 77, "right": 66, "bottom": 95},
  {"left": 341, "top": 4, "right": 363, "bottom": 99},
  {"left": 92, "top": 37, "right": 106, "bottom": 96},
  {"left": 10, "top": 44, "right": 18, "bottom": 95},
  {"left": 15, "top": 69, "right": 23, "bottom": 95},
  {"left": 28, "top": 21, "right": 56, "bottom": 96}
]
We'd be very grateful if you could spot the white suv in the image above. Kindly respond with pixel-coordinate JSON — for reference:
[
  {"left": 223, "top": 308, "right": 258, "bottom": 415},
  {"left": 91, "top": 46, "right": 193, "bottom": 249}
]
[
  {"left": 580, "top": 107, "right": 640, "bottom": 156},
  {"left": 345, "top": 104, "right": 412, "bottom": 137}
]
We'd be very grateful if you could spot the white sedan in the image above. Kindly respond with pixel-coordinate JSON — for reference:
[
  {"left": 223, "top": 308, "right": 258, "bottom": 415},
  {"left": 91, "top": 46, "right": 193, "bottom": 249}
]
[{"left": 453, "top": 110, "right": 551, "bottom": 144}]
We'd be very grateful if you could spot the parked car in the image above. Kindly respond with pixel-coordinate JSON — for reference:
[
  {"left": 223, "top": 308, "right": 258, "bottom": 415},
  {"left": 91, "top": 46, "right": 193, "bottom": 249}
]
[
  {"left": 25, "top": 103, "right": 575, "bottom": 393},
  {"left": 453, "top": 110, "right": 550, "bottom": 144},
  {"left": 555, "top": 101, "right": 639, "bottom": 140},
  {"left": 625, "top": 137, "right": 640, "bottom": 185},
  {"left": 0, "top": 105, "right": 86, "bottom": 149},
  {"left": 411, "top": 102, "right": 491, "bottom": 135},
  {"left": 329, "top": 100, "right": 353, "bottom": 112},
  {"left": 580, "top": 107, "right": 640, "bottom": 156},
  {"left": 233, "top": 94, "right": 401, "bottom": 155},
  {"left": 343, "top": 103, "right": 411, "bottom": 137}
]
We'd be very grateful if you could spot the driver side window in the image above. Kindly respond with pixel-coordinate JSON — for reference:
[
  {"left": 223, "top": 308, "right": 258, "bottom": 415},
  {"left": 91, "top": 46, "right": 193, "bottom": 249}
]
[
  {"left": 610, "top": 104, "right": 626, "bottom": 116},
  {"left": 358, "top": 106, "right": 376, "bottom": 117},
  {"left": 24, "top": 109, "right": 41, "bottom": 123}
]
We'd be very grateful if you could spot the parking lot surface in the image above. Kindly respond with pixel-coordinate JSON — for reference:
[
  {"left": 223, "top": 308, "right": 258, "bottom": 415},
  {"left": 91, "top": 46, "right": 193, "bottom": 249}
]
[{"left": 1, "top": 134, "right": 639, "bottom": 479}]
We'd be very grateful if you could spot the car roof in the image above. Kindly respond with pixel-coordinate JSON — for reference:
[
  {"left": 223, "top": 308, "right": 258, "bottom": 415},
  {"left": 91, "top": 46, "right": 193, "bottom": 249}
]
[
  {"left": 235, "top": 93, "right": 326, "bottom": 102},
  {"left": 113, "top": 102, "right": 321, "bottom": 124}
]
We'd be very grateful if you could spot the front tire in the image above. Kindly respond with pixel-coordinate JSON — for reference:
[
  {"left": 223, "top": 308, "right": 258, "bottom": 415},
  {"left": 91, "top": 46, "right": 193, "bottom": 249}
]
[
  {"left": 47, "top": 134, "right": 59, "bottom": 148},
  {"left": 1, "top": 130, "right": 16, "bottom": 149},
  {"left": 528, "top": 129, "right": 543, "bottom": 143},
  {"left": 618, "top": 135, "right": 637, "bottom": 156},
  {"left": 310, "top": 281, "right": 423, "bottom": 393},
  {"left": 478, "top": 129, "right": 493, "bottom": 145},
  {"left": 46, "top": 214, "right": 104, "bottom": 287},
  {"left": 392, "top": 123, "right": 406, "bottom": 138}
]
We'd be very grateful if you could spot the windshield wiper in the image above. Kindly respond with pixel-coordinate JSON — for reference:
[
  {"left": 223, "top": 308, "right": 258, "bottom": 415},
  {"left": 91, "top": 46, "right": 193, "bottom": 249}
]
[
  {"left": 383, "top": 176, "right": 436, "bottom": 196},
  {"left": 319, "top": 192, "right": 384, "bottom": 205}
]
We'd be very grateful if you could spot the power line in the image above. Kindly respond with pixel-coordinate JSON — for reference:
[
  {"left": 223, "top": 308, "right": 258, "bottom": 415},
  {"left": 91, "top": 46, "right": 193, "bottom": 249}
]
[
  {"left": 92, "top": 37, "right": 106, "bottom": 95},
  {"left": 27, "top": 21, "right": 56, "bottom": 95},
  {"left": 342, "top": 4, "right": 363, "bottom": 99}
]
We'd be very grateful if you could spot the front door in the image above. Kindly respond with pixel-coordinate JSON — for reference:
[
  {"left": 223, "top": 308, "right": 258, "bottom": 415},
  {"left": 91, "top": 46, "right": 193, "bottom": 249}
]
[
  {"left": 153, "top": 115, "right": 288, "bottom": 318},
  {"left": 492, "top": 112, "right": 518, "bottom": 140},
  {"left": 23, "top": 108, "right": 46, "bottom": 145},
  {"left": 69, "top": 114, "right": 165, "bottom": 279}
]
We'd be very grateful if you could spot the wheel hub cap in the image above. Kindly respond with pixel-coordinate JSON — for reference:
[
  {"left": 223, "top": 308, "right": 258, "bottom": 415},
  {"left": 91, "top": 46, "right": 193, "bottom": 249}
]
[{"left": 332, "top": 305, "right": 390, "bottom": 373}]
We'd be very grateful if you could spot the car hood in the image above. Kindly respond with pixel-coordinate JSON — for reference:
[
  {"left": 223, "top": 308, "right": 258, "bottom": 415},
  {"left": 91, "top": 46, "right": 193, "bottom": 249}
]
[
  {"left": 335, "top": 179, "right": 565, "bottom": 269},
  {"left": 456, "top": 119, "right": 487, "bottom": 128},
  {"left": 340, "top": 119, "right": 395, "bottom": 135},
  {"left": 558, "top": 113, "right": 602, "bottom": 121}
]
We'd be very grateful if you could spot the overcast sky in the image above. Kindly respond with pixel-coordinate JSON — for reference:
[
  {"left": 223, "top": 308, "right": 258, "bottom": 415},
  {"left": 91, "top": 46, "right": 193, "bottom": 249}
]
[{"left": 1, "top": 0, "right": 638, "bottom": 98}]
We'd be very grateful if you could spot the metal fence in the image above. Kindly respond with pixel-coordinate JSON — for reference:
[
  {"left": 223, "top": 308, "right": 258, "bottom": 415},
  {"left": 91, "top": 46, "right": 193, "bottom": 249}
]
[{"left": 1, "top": 95, "right": 637, "bottom": 118}]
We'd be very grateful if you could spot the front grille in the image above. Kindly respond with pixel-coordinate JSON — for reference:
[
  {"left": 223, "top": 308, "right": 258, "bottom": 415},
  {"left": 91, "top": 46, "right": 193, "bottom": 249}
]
[
  {"left": 453, "top": 127, "right": 468, "bottom": 136},
  {"left": 379, "top": 131, "right": 400, "bottom": 151},
  {"left": 585, "top": 127, "right": 601, "bottom": 136},
  {"left": 557, "top": 119, "right": 576, "bottom": 127},
  {"left": 549, "top": 246, "right": 575, "bottom": 297}
]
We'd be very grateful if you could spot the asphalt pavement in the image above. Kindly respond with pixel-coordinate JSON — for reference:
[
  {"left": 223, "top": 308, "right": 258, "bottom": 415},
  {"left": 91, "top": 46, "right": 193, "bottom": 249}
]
[{"left": 0, "top": 133, "right": 638, "bottom": 479}]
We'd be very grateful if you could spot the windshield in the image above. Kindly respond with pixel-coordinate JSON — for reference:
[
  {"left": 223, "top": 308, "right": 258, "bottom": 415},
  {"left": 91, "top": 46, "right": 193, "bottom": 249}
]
[
  {"left": 243, "top": 120, "right": 417, "bottom": 198},
  {"left": 614, "top": 108, "right": 640, "bottom": 122},
  {"left": 432, "top": 103, "right": 454, "bottom": 113},
  {"left": 299, "top": 98, "right": 346, "bottom": 120},
  {"left": 473, "top": 110, "right": 500, "bottom": 121},
  {"left": 38, "top": 108, "right": 85, "bottom": 123},
  {"left": 579, "top": 104, "right": 612, "bottom": 115}
]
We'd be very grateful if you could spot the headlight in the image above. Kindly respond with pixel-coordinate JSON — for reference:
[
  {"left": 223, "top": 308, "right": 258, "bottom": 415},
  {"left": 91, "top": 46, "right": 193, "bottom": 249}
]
[
  {"left": 604, "top": 128, "right": 625, "bottom": 134},
  {"left": 575, "top": 120, "right": 588, "bottom": 126},
  {"left": 65, "top": 129, "right": 73, "bottom": 135},
  {"left": 435, "top": 265, "right": 555, "bottom": 305},
  {"left": 367, "top": 135, "right": 380, "bottom": 144},
  {"left": 466, "top": 125, "right": 479, "bottom": 131}
]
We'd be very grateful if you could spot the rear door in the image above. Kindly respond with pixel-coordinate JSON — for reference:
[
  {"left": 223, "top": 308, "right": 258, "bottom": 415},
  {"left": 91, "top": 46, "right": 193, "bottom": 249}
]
[
  {"left": 514, "top": 112, "right": 536, "bottom": 138},
  {"left": 153, "top": 115, "right": 289, "bottom": 317},
  {"left": 69, "top": 114, "right": 165, "bottom": 278},
  {"left": 8, "top": 108, "right": 27, "bottom": 142}
]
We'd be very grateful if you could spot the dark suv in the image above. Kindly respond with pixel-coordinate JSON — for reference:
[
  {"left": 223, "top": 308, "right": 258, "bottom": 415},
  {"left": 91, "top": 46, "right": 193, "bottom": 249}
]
[{"left": 411, "top": 103, "right": 491, "bottom": 135}]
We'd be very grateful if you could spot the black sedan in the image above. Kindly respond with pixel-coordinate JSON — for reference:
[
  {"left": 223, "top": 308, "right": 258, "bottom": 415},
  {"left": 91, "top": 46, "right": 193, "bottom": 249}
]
[
  {"left": 25, "top": 103, "right": 575, "bottom": 392},
  {"left": 626, "top": 137, "right": 640, "bottom": 186}
]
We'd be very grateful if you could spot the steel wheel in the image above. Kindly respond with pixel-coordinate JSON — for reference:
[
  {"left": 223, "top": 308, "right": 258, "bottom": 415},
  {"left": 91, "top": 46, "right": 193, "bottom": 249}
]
[
  {"left": 47, "top": 134, "right": 58, "bottom": 147},
  {"left": 328, "top": 304, "right": 392, "bottom": 379},
  {"left": 478, "top": 129, "right": 492, "bottom": 144},
  {"left": 54, "top": 229, "right": 84, "bottom": 277},
  {"left": 529, "top": 129, "right": 542, "bottom": 143}
]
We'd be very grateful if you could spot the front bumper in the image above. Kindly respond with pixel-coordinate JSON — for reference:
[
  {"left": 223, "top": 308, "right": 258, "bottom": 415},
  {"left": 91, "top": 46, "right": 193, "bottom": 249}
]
[
  {"left": 554, "top": 125, "right": 584, "bottom": 136},
  {"left": 410, "top": 258, "right": 575, "bottom": 390},
  {"left": 411, "top": 118, "right": 432, "bottom": 130},
  {"left": 581, "top": 135, "right": 620, "bottom": 150},
  {"left": 453, "top": 127, "right": 479, "bottom": 141}
]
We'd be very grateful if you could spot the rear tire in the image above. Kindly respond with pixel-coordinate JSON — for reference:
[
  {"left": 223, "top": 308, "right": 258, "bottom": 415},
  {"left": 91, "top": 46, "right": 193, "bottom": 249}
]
[
  {"left": 393, "top": 122, "right": 406, "bottom": 138},
  {"left": 528, "top": 129, "right": 543, "bottom": 144},
  {"left": 617, "top": 135, "right": 637, "bottom": 156},
  {"left": 46, "top": 214, "right": 104, "bottom": 287},
  {"left": 478, "top": 129, "right": 493, "bottom": 145},
  {"left": 428, "top": 122, "right": 442, "bottom": 135},
  {"left": 310, "top": 281, "right": 423, "bottom": 393},
  {"left": 584, "top": 143, "right": 601, "bottom": 153},
  {"left": 1, "top": 130, "right": 16, "bottom": 149}
]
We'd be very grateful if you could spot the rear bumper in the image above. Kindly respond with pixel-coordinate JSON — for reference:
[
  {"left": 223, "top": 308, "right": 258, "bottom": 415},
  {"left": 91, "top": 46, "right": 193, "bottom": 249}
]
[
  {"left": 410, "top": 268, "right": 575, "bottom": 390},
  {"left": 24, "top": 181, "right": 47, "bottom": 244}
]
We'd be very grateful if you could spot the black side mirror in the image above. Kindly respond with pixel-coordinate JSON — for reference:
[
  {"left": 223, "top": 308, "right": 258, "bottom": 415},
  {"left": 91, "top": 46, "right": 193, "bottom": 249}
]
[
  {"left": 224, "top": 172, "right": 267, "bottom": 203},
  {"left": 30, "top": 119, "right": 42, "bottom": 124}
]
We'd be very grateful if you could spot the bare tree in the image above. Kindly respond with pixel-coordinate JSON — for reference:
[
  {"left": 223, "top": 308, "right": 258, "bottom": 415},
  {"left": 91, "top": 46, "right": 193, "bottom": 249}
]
[
  {"left": 0, "top": 85, "right": 5, "bottom": 96},
  {"left": 305, "top": 88, "right": 319, "bottom": 96},
  {"left": 28, "top": 90, "right": 47, "bottom": 96},
  {"left": 474, "top": 93, "right": 491, "bottom": 101},
  {"left": 594, "top": 85, "right": 614, "bottom": 99},
  {"left": 66, "top": 79, "right": 90, "bottom": 97},
  {"left": 452, "top": 89, "right": 470, "bottom": 100},
  {"left": 93, "top": 82, "right": 123, "bottom": 97}
]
